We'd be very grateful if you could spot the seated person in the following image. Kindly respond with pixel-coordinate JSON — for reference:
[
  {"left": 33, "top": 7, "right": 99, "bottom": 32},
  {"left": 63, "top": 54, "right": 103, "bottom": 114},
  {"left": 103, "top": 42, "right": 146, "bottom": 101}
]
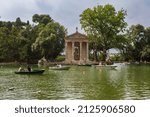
[
  {"left": 57, "top": 64, "right": 62, "bottom": 68},
  {"left": 18, "top": 67, "right": 24, "bottom": 72},
  {"left": 27, "top": 66, "right": 32, "bottom": 72}
]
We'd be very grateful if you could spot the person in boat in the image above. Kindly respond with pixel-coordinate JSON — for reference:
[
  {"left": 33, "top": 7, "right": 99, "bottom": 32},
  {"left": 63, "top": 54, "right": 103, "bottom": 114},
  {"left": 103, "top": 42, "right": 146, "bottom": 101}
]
[
  {"left": 27, "top": 65, "right": 32, "bottom": 72},
  {"left": 57, "top": 64, "right": 62, "bottom": 68},
  {"left": 99, "top": 61, "right": 105, "bottom": 65},
  {"left": 99, "top": 62, "right": 102, "bottom": 65},
  {"left": 18, "top": 66, "right": 24, "bottom": 72},
  {"left": 106, "top": 58, "right": 113, "bottom": 65}
]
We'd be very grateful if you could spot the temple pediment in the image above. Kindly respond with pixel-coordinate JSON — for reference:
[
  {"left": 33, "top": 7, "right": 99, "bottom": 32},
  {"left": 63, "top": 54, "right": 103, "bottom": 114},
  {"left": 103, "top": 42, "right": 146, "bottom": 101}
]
[{"left": 65, "top": 32, "right": 88, "bottom": 40}]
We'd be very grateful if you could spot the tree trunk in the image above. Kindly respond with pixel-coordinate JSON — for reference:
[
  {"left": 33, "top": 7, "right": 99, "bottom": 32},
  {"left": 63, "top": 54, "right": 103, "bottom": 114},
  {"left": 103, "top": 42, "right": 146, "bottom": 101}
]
[
  {"left": 94, "top": 49, "right": 98, "bottom": 62},
  {"left": 103, "top": 49, "right": 107, "bottom": 62}
]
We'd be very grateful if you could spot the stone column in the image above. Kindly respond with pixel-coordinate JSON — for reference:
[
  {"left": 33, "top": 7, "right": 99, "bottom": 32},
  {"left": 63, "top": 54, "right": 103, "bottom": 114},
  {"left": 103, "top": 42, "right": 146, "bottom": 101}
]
[
  {"left": 86, "top": 42, "right": 89, "bottom": 62},
  {"left": 72, "top": 42, "right": 74, "bottom": 63},
  {"left": 80, "top": 42, "right": 82, "bottom": 61},
  {"left": 65, "top": 42, "right": 68, "bottom": 62}
]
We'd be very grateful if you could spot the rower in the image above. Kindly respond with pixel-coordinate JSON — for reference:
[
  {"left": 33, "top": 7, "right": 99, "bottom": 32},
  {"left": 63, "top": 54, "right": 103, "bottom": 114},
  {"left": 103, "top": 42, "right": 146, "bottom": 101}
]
[{"left": 27, "top": 65, "right": 32, "bottom": 72}]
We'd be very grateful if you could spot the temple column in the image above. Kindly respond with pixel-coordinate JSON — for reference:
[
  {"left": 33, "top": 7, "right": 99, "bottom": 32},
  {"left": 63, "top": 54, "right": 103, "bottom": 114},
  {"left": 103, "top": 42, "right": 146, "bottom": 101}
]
[
  {"left": 86, "top": 42, "right": 89, "bottom": 61},
  {"left": 80, "top": 42, "right": 82, "bottom": 61},
  {"left": 72, "top": 42, "right": 74, "bottom": 63},
  {"left": 65, "top": 42, "right": 68, "bottom": 62}
]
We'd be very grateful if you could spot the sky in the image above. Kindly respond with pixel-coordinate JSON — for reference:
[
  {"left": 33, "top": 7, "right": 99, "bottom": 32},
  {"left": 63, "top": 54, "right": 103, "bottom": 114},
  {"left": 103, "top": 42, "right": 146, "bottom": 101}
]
[{"left": 0, "top": 0, "right": 150, "bottom": 34}]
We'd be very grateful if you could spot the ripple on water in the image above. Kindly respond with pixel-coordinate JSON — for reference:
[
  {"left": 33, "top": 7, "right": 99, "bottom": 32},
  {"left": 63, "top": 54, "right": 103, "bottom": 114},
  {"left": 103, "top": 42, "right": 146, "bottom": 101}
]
[{"left": 0, "top": 64, "right": 150, "bottom": 100}]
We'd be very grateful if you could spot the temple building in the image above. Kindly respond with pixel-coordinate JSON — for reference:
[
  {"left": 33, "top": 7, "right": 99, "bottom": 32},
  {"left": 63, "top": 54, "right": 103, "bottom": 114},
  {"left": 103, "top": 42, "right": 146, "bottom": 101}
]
[{"left": 65, "top": 28, "right": 89, "bottom": 64}]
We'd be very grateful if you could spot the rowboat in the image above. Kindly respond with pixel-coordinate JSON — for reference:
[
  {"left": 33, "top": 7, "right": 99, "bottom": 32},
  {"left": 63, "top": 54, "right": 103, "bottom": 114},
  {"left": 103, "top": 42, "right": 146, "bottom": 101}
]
[
  {"left": 95, "top": 65, "right": 117, "bottom": 69},
  {"left": 15, "top": 69, "right": 45, "bottom": 75},
  {"left": 49, "top": 65, "right": 70, "bottom": 70}
]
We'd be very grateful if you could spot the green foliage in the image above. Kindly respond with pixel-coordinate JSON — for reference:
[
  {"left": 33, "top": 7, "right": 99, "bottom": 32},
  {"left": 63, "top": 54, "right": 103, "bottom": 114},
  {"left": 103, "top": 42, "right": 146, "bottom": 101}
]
[
  {"left": 55, "top": 55, "right": 65, "bottom": 62},
  {"left": 110, "top": 54, "right": 124, "bottom": 61},
  {"left": 0, "top": 14, "right": 66, "bottom": 63},
  {"left": 123, "top": 24, "right": 150, "bottom": 62},
  {"left": 0, "top": 11, "right": 149, "bottom": 63},
  {"left": 32, "top": 21, "right": 66, "bottom": 60},
  {"left": 32, "top": 14, "right": 53, "bottom": 25},
  {"left": 0, "top": 22, "right": 23, "bottom": 61},
  {"left": 141, "top": 45, "right": 150, "bottom": 61},
  {"left": 80, "top": 4, "right": 127, "bottom": 61}
]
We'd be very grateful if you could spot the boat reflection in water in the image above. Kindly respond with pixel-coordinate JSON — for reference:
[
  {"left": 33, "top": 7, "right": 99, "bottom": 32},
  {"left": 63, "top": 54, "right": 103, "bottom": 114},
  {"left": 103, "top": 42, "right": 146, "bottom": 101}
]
[
  {"left": 95, "top": 64, "right": 117, "bottom": 69},
  {"left": 49, "top": 65, "right": 70, "bottom": 70},
  {"left": 0, "top": 64, "right": 150, "bottom": 99}
]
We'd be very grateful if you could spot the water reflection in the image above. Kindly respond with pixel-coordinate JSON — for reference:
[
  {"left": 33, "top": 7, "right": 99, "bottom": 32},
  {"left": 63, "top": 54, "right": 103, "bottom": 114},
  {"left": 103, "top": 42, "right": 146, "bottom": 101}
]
[{"left": 0, "top": 64, "right": 150, "bottom": 100}]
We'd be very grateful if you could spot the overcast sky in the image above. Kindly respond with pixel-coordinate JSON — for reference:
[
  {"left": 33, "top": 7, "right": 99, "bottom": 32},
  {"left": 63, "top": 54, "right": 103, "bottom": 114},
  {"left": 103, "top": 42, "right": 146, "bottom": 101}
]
[{"left": 0, "top": 0, "right": 150, "bottom": 34}]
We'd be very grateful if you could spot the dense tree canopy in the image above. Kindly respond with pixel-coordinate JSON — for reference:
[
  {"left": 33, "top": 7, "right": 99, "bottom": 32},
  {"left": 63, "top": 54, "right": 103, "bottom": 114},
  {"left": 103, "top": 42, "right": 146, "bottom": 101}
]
[
  {"left": 122, "top": 24, "right": 150, "bottom": 61},
  {"left": 32, "top": 22, "right": 65, "bottom": 60},
  {"left": 80, "top": 4, "right": 127, "bottom": 61},
  {"left": 0, "top": 4, "right": 150, "bottom": 63},
  {"left": 0, "top": 19, "right": 29, "bottom": 62},
  {"left": 32, "top": 14, "right": 53, "bottom": 25},
  {"left": 0, "top": 14, "right": 66, "bottom": 63}
]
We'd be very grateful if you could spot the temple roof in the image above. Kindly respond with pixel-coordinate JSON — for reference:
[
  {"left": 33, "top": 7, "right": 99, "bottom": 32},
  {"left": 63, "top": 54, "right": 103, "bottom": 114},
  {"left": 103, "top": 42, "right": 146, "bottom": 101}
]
[{"left": 65, "top": 31, "right": 88, "bottom": 40}]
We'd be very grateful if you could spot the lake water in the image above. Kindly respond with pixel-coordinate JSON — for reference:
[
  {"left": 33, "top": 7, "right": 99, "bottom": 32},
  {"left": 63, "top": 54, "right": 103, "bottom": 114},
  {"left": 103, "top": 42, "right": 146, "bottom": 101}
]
[{"left": 0, "top": 64, "right": 150, "bottom": 100}]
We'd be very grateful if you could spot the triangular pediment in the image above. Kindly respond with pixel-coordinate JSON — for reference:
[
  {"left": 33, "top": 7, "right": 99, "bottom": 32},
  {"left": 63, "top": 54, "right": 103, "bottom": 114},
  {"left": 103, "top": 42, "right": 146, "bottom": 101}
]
[{"left": 65, "top": 32, "right": 87, "bottom": 40}]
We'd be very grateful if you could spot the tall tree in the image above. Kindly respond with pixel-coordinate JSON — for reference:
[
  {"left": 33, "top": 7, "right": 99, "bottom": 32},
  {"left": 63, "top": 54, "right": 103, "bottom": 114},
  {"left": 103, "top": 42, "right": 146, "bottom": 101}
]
[
  {"left": 32, "top": 22, "right": 66, "bottom": 60},
  {"left": 80, "top": 4, "right": 127, "bottom": 61},
  {"left": 32, "top": 14, "right": 53, "bottom": 25},
  {"left": 125, "top": 24, "right": 146, "bottom": 61}
]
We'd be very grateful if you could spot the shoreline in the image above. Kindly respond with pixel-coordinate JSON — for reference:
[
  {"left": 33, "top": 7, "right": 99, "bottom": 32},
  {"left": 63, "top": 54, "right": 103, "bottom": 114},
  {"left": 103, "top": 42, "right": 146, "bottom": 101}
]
[
  {"left": 0, "top": 62, "right": 20, "bottom": 65},
  {"left": 0, "top": 61, "right": 150, "bottom": 66}
]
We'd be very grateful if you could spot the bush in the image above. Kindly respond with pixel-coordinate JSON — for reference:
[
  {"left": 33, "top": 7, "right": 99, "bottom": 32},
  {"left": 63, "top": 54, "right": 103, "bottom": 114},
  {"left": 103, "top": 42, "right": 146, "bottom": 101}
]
[
  {"left": 110, "top": 54, "right": 124, "bottom": 61},
  {"left": 55, "top": 56, "right": 65, "bottom": 62}
]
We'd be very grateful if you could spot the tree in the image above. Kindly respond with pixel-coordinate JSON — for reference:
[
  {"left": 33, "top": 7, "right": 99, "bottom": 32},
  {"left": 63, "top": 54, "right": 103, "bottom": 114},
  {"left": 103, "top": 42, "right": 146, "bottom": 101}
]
[
  {"left": 19, "top": 24, "right": 38, "bottom": 63},
  {"left": 32, "top": 14, "right": 53, "bottom": 25},
  {"left": 80, "top": 4, "right": 127, "bottom": 61},
  {"left": 0, "top": 18, "right": 36, "bottom": 62},
  {"left": 145, "top": 27, "right": 150, "bottom": 45},
  {"left": 0, "top": 14, "right": 66, "bottom": 63},
  {"left": 15, "top": 17, "right": 22, "bottom": 27},
  {"left": 140, "top": 27, "right": 150, "bottom": 61},
  {"left": 125, "top": 24, "right": 147, "bottom": 61},
  {"left": 0, "top": 23, "right": 22, "bottom": 61},
  {"left": 32, "top": 22, "right": 66, "bottom": 60},
  {"left": 141, "top": 45, "right": 150, "bottom": 61}
]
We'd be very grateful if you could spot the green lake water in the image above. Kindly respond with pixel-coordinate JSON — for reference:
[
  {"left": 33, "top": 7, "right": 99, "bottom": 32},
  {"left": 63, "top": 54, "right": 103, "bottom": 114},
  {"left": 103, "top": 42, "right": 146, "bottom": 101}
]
[{"left": 0, "top": 64, "right": 150, "bottom": 100}]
